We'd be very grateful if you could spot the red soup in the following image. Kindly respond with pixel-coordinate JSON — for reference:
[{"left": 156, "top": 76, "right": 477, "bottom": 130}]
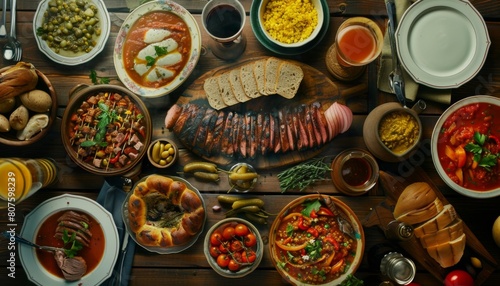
[
  {"left": 35, "top": 210, "right": 105, "bottom": 279},
  {"left": 122, "top": 11, "right": 192, "bottom": 88},
  {"left": 437, "top": 102, "right": 500, "bottom": 191}
]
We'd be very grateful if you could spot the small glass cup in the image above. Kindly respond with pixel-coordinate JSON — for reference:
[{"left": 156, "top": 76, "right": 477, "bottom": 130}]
[
  {"left": 326, "top": 17, "right": 383, "bottom": 81},
  {"left": 0, "top": 158, "right": 58, "bottom": 209},
  {"left": 229, "top": 163, "right": 257, "bottom": 193},
  {"left": 202, "top": 0, "right": 247, "bottom": 60}
]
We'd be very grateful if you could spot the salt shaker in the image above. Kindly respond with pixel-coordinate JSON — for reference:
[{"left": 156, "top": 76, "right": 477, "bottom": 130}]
[{"left": 380, "top": 252, "right": 416, "bottom": 285}]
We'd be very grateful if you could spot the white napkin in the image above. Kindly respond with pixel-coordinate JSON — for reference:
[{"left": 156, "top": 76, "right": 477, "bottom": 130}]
[{"left": 377, "top": 0, "right": 452, "bottom": 105}]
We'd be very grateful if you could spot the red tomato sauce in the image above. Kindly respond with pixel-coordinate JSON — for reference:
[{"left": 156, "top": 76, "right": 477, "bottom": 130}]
[
  {"left": 437, "top": 102, "right": 500, "bottom": 191},
  {"left": 122, "top": 11, "right": 191, "bottom": 88},
  {"left": 35, "top": 211, "right": 105, "bottom": 279}
]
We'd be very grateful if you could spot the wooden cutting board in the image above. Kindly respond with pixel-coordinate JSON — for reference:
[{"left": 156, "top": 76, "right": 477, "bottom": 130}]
[
  {"left": 363, "top": 168, "right": 498, "bottom": 285},
  {"left": 175, "top": 56, "right": 367, "bottom": 169}
]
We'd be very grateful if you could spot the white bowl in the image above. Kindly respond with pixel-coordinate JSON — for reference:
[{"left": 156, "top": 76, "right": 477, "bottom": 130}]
[
  {"left": 258, "top": 0, "right": 323, "bottom": 48},
  {"left": 431, "top": 95, "right": 500, "bottom": 198},
  {"left": 33, "top": 0, "right": 111, "bottom": 66},
  {"left": 113, "top": 0, "right": 201, "bottom": 98}
]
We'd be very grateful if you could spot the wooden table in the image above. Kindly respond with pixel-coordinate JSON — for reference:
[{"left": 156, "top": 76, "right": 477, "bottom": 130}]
[{"left": 1, "top": 0, "right": 500, "bottom": 285}]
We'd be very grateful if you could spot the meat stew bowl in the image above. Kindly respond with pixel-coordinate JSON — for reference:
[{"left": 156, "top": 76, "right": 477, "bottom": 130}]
[
  {"left": 269, "top": 194, "right": 365, "bottom": 285},
  {"left": 431, "top": 95, "right": 500, "bottom": 198},
  {"left": 0, "top": 66, "right": 57, "bottom": 146},
  {"left": 61, "top": 84, "right": 151, "bottom": 176}
]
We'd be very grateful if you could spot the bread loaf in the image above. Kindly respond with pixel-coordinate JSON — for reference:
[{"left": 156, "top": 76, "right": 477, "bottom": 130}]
[
  {"left": 426, "top": 233, "right": 466, "bottom": 268},
  {"left": 0, "top": 62, "right": 38, "bottom": 100},
  {"left": 413, "top": 204, "right": 458, "bottom": 238},
  {"left": 419, "top": 219, "right": 464, "bottom": 248},
  {"left": 396, "top": 197, "right": 444, "bottom": 225},
  {"left": 394, "top": 182, "right": 437, "bottom": 221}
]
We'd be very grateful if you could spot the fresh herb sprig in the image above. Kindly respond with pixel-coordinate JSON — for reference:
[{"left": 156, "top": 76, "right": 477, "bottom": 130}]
[
  {"left": 61, "top": 230, "right": 83, "bottom": 258},
  {"left": 464, "top": 132, "right": 499, "bottom": 171},
  {"left": 277, "top": 157, "right": 332, "bottom": 192},
  {"left": 89, "top": 69, "right": 118, "bottom": 85},
  {"left": 80, "top": 102, "right": 117, "bottom": 148},
  {"left": 146, "top": 46, "right": 169, "bottom": 66}
]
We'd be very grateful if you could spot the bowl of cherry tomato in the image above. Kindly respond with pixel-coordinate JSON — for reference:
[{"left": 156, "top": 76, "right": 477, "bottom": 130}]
[{"left": 204, "top": 218, "right": 263, "bottom": 278}]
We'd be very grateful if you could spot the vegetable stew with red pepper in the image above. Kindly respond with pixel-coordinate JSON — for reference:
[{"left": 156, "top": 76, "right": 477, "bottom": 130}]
[{"left": 272, "top": 199, "right": 358, "bottom": 284}]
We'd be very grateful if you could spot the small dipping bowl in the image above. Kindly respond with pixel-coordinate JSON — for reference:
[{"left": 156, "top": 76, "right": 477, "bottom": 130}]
[
  {"left": 147, "top": 138, "right": 178, "bottom": 168},
  {"left": 331, "top": 148, "right": 379, "bottom": 196},
  {"left": 229, "top": 163, "right": 257, "bottom": 193}
]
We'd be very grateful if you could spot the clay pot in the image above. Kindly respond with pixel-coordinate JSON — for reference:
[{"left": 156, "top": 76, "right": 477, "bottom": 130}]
[{"left": 363, "top": 101, "right": 425, "bottom": 162}]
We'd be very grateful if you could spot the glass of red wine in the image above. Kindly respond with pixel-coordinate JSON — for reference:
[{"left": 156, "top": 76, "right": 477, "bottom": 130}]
[{"left": 202, "top": 0, "right": 246, "bottom": 60}]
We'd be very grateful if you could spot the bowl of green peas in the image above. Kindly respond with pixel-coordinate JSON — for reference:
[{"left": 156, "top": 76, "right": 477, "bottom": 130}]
[{"left": 33, "top": 0, "right": 110, "bottom": 66}]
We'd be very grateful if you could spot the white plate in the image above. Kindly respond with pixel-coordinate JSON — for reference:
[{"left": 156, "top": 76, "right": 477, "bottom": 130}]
[
  {"left": 19, "top": 194, "right": 119, "bottom": 286},
  {"left": 396, "top": 0, "right": 490, "bottom": 89},
  {"left": 113, "top": 0, "right": 201, "bottom": 98},
  {"left": 33, "top": 0, "right": 111, "bottom": 66},
  {"left": 122, "top": 175, "right": 206, "bottom": 254}
]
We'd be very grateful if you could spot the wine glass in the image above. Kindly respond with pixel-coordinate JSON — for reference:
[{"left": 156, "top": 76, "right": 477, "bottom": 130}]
[{"left": 201, "top": 0, "right": 247, "bottom": 60}]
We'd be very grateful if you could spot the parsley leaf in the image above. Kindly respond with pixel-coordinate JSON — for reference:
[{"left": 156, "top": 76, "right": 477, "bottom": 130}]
[
  {"left": 305, "top": 240, "right": 322, "bottom": 260},
  {"left": 465, "top": 131, "right": 498, "bottom": 171},
  {"left": 154, "top": 45, "right": 168, "bottom": 57},
  {"left": 61, "top": 229, "right": 83, "bottom": 258},
  {"left": 146, "top": 55, "right": 156, "bottom": 66},
  {"left": 89, "top": 69, "right": 116, "bottom": 85},
  {"left": 286, "top": 224, "right": 294, "bottom": 237},
  {"left": 301, "top": 200, "right": 321, "bottom": 217}
]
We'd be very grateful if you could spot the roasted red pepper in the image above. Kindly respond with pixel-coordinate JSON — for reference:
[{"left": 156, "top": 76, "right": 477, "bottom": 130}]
[
  {"left": 298, "top": 216, "right": 309, "bottom": 230},
  {"left": 317, "top": 207, "right": 334, "bottom": 216},
  {"left": 306, "top": 227, "right": 319, "bottom": 238},
  {"left": 324, "top": 235, "right": 340, "bottom": 250},
  {"left": 110, "top": 151, "right": 121, "bottom": 164},
  {"left": 309, "top": 209, "right": 318, "bottom": 218}
]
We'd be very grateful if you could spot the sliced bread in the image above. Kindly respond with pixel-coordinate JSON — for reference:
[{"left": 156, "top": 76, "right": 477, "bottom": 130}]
[
  {"left": 253, "top": 59, "right": 267, "bottom": 95},
  {"left": 217, "top": 72, "right": 239, "bottom": 106},
  {"left": 396, "top": 197, "right": 444, "bottom": 225},
  {"left": 414, "top": 204, "right": 458, "bottom": 238},
  {"left": 240, "top": 63, "right": 261, "bottom": 98},
  {"left": 204, "top": 77, "right": 227, "bottom": 110},
  {"left": 426, "top": 233, "right": 466, "bottom": 268},
  {"left": 264, "top": 57, "right": 281, "bottom": 95},
  {"left": 229, "top": 69, "right": 251, "bottom": 103},
  {"left": 419, "top": 219, "right": 464, "bottom": 249},
  {"left": 276, "top": 61, "right": 304, "bottom": 99}
]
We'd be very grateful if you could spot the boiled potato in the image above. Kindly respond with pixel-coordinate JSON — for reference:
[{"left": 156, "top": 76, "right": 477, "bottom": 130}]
[
  {"left": 17, "top": 114, "right": 49, "bottom": 140},
  {"left": 20, "top": 89, "right": 52, "bottom": 113},
  {"left": 0, "top": 97, "right": 16, "bottom": 113},
  {"left": 9, "top": 105, "right": 29, "bottom": 130},
  {"left": 0, "top": 114, "right": 10, "bottom": 132}
]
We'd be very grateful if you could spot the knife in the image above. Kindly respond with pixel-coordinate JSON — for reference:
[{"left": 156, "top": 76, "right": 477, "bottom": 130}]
[{"left": 385, "top": 0, "right": 407, "bottom": 108}]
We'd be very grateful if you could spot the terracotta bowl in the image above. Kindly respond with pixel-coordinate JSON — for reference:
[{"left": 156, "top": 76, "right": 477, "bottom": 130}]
[
  {"left": 61, "top": 84, "right": 151, "bottom": 176},
  {"left": 0, "top": 66, "right": 57, "bottom": 146},
  {"left": 363, "top": 102, "right": 424, "bottom": 162}
]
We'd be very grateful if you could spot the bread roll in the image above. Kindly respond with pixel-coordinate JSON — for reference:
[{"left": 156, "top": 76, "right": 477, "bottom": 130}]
[{"left": 0, "top": 62, "right": 38, "bottom": 100}]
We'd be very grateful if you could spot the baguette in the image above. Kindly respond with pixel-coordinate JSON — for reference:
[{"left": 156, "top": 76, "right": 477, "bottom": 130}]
[
  {"left": 419, "top": 219, "right": 464, "bottom": 249},
  {"left": 413, "top": 204, "right": 458, "bottom": 238},
  {"left": 426, "top": 233, "right": 466, "bottom": 268}
]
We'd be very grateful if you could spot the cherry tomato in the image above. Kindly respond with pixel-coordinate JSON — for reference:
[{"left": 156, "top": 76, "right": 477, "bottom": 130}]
[
  {"left": 444, "top": 270, "right": 474, "bottom": 286},
  {"left": 230, "top": 240, "right": 243, "bottom": 252},
  {"left": 222, "top": 226, "right": 235, "bottom": 240},
  {"left": 228, "top": 259, "right": 241, "bottom": 271},
  {"left": 232, "top": 251, "right": 243, "bottom": 263},
  {"left": 210, "top": 231, "right": 223, "bottom": 246},
  {"left": 244, "top": 233, "right": 257, "bottom": 247},
  {"left": 241, "top": 250, "right": 256, "bottom": 263},
  {"left": 216, "top": 254, "right": 230, "bottom": 268},
  {"left": 209, "top": 246, "right": 220, "bottom": 258},
  {"left": 234, "top": 223, "right": 249, "bottom": 236},
  {"left": 219, "top": 241, "right": 229, "bottom": 253}
]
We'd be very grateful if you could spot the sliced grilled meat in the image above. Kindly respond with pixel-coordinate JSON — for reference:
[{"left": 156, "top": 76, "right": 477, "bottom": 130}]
[{"left": 220, "top": 111, "right": 234, "bottom": 155}]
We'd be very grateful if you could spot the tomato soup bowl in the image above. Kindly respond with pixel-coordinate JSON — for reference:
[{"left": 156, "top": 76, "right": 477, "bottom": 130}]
[
  {"left": 269, "top": 194, "right": 365, "bottom": 285},
  {"left": 61, "top": 84, "right": 152, "bottom": 177},
  {"left": 431, "top": 95, "right": 500, "bottom": 198},
  {"left": 257, "top": 0, "right": 324, "bottom": 48},
  {"left": 204, "top": 217, "right": 264, "bottom": 278},
  {"left": 113, "top": 0, "right": 201, "bottom": 98},
  {"left": 19, "top": 194, "right": 119, "bottom": 285}
]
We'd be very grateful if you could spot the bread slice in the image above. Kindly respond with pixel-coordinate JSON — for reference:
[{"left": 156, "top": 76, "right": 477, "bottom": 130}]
[
  {"left": 414, "top": 204, "right": 458, "bottom": 238},
  {"left": 264, "top": 57, "right": 281, "bottom": 95},
  {"left": 426, "top": 233, "right": 466, "bottom": 268},
  {"left": 394, "top": 182, "right": 437, "bottom": 220},
  {"left": 276, "top": 61, "right": 304, "bottom": 99},
  {"left": 240, "top": 63, "right": 261, "bottom": 98},
  {"left": 204, "top": 77, "right": 227, "bottom": 110},
  {"left": 396, "top": 197, "right": 444, "bottom": 225},
  {"left": 420, "top": 219, "right": 464, "bottom": 249},
  {"left": 229, "top": 69, "right": 251, "bottom": 103},
  {"left": 253, "top": 59, "right": 267, "bottom": 95},
  {"left": 217, "top": 72, "right": 239, "bottom": 106}
]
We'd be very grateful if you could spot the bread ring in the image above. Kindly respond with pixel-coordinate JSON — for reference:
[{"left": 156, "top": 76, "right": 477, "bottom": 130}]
[{"left": 127, "top": 175, "right": 205, "bottom": 247}]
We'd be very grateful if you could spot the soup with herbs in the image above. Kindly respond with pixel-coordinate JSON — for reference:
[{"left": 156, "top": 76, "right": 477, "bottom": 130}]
[
  {"left": 271, "top": 198, "right": 359, "bottom": 284},
  {"left": 122, "top": 11, "right": 192, "bottom": 88},
  {"left": 437, "top": 102, "right": 500, "bottom": 191}
]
